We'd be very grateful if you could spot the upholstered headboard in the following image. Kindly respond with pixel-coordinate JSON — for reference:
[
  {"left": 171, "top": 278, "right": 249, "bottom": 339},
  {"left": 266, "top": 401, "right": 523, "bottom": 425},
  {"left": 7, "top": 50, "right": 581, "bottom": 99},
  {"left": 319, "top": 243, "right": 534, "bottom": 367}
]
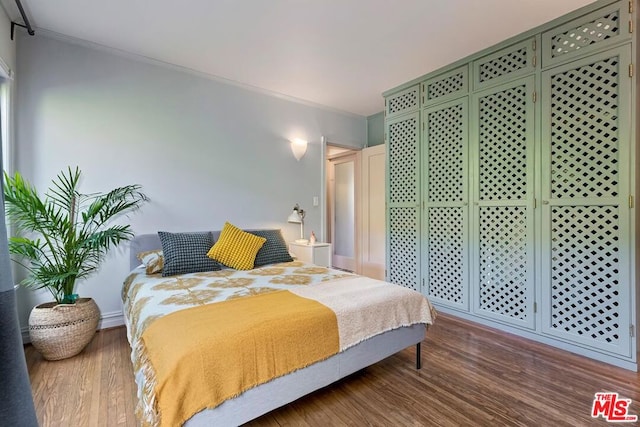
[{"left": 129, "top": 233, "right": 161, "bottom": 269}]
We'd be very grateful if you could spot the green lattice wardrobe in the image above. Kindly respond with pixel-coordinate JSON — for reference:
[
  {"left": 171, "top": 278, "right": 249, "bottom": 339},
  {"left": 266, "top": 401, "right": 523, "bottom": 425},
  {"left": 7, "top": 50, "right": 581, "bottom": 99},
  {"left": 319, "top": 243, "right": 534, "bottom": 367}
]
[{"left": 383, "top": 0, "right": 638, "bottom": 370}]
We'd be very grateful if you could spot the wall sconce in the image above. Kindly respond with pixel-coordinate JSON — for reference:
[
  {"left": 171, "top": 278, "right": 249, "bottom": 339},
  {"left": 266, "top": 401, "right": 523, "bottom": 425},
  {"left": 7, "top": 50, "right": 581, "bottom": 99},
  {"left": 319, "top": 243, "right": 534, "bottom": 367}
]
[
  {"left": 290, "top": 138, "right": 308, "bottom": 161},
  {"left": 287, "top": 203, "right": 307, "bottom": 243}
]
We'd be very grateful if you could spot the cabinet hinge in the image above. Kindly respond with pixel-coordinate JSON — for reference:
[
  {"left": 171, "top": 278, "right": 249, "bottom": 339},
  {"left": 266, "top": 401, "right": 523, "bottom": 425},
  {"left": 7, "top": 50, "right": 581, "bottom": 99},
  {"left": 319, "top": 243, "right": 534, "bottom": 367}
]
[
  {"left": 534, "top": 198, "right": 537, "bottom": 209},
  {"left": 532, "top": 39, "right": 537, "bottom": 51},
  {"left": 532, "top": 91, "right": 537, "bottom": 103},
  {"left": 422, "top": 278, "right": 425, "bottom": 288},
  {"left": 631, "top": 325, "right": 635, "bottom": 338},
  {"left": 629, "top": 195, "right": 634, "bottom": 208},
  {"left": 630, "top": 0, "right": 634, "bottom": 13},
  {"left": 534, "top": 302, "right": 537, "bottom": 313},
  {"left": 630, "top": 19, "right": 634, "bottom": 34},
  {"left": 629, "top": 63, "right": 634, "bottom": 77},
  {"left": 532, "top": 55, "right": 537, "bottom": 68}
]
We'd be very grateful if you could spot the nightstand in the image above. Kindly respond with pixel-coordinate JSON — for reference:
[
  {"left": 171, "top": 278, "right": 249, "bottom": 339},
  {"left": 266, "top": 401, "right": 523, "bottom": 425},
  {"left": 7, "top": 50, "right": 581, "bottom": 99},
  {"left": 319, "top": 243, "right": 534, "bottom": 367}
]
[{"left": 289, "top": 242, "right": 332, "bottom": 267}]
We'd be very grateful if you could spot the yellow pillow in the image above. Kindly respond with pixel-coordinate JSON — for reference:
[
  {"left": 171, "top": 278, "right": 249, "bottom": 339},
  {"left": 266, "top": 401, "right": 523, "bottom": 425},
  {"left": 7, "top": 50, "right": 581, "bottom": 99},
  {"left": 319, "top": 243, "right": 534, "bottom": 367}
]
[{"left": 207, "top": 222, "right": 267, "bottom": 270}]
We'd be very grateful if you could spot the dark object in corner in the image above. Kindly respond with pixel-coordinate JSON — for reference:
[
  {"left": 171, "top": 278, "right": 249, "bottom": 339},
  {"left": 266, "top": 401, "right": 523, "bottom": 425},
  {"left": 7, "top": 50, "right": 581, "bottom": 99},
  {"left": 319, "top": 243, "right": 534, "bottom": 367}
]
[{"left": 11, "top": 0, "right": 35, "bottom": 40}]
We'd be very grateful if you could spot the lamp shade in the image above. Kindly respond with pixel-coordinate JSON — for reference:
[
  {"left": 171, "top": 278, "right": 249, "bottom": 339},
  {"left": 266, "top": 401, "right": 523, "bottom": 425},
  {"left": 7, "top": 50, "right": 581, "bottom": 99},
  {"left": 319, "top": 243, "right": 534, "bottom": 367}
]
[
  {"left": 287, "top": 204, "right": 306, "bottom": 242},
  {"left": 287, "top": 210, "right": 302, "bottom": 223},
  {"left": 291, "top": 138, "right": 308, "bottom": 161}
]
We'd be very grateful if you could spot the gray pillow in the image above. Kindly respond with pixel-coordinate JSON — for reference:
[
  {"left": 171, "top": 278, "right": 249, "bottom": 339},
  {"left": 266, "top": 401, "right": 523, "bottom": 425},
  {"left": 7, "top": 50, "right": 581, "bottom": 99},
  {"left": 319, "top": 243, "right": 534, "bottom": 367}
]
[
  {"left": 248, "top": 229, "right": 294, "bottom": 266},
  {"left": 158, "top": 231, "right": 221, "bottom": 276}
]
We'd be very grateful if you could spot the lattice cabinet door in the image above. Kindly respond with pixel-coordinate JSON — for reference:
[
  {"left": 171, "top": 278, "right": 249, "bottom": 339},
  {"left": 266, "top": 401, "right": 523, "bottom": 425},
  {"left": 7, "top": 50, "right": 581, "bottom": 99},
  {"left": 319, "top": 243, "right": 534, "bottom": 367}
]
[
  {"left": 540, "top": 46, "right": 632, "bottom": 357},
  {"left": 388, "top": 207, "right": 420, "bottom": 292},
  {"left": 471, "top": 76, "right": 536, "bottom": 329},
  {"left": 385, "top": 85, "right": 420, "bottom": 119},
  {"left": 386, "top": 112, "right": 420, "bottom": 290},
  {"left": 422, "top": 66, "right": 469, "bottom": 107},
  {"left": 422, "top": 98, "right": 469, "bottom": 310},
  {"left": 542, "top": 0, "right": 632, "bottom": 68},
  {"left": 473, "top": 37, "right": 538, "bottom": 91}
]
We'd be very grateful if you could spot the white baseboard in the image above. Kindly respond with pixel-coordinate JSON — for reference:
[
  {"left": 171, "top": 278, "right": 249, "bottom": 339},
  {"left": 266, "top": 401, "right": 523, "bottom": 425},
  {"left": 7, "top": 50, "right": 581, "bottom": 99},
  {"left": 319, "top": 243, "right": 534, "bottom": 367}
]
[
  {"left": 98, "top": 310, "right": 125, "bottom": 330},
  {"left": 21, "top": 310, "right": 125, "bottom": 344}
]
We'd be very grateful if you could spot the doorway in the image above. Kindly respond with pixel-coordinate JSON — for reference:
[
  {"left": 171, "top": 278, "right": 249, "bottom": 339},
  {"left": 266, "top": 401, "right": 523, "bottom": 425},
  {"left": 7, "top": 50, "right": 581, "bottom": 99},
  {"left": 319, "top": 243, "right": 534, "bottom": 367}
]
[
  {"left": 326, "top": 146, "right": 359, "bottom": 272},
  {"left": 359, "top": 144, "right": 386, "bottom": 280}
]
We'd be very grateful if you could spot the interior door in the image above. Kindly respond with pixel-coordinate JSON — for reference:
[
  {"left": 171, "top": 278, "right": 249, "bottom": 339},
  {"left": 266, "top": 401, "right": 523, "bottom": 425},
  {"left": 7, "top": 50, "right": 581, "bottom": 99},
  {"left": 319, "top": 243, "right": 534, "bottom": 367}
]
[
  {"left": 329, "top": 153, "right": 359, "bottom": 272},
  {"left": 422, "top": 98, "right": 469, "bottom": 310},
  {"left": 386, "top": 112, "right": 420, "bottom": 291},
  {"left": 360, "top": 145, "right": 386, "bottom": 279},
  {"left": 540, "top": 47, "right": 632, "bottom": 356},
  {"left": 471, "top": 76, "right": 536, "bottom": 329}
]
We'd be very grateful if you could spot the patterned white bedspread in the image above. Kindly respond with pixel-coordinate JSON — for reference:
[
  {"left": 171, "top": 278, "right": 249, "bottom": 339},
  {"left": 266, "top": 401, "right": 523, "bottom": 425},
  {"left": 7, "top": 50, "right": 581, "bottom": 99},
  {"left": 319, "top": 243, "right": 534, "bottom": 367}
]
[
  {"left": 122, "top": 261, "right": 355, "bottom": 340},
  {"left": 121, "top": 261, "right": 435, "bottom": 425},
  {"left": 121, "top": 261, "right": 356, "bottom": 420}
]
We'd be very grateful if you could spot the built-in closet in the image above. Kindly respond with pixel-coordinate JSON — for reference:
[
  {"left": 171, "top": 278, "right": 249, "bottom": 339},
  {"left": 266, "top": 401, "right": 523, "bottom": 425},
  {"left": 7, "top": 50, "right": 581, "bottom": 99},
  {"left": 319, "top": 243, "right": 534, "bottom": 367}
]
[{"left": 384, "top": 0, "right": 637, "bottom": 369}]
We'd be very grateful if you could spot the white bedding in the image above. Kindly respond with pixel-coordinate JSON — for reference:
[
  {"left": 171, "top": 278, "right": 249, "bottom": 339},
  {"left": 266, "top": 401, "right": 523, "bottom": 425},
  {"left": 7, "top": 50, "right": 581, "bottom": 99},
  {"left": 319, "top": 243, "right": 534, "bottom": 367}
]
[
  {"left": 290, "top": 276, "right": 435, "bottom": 350},
  {"left": 121, "top": 260, "right": 435, "bottom": 426}
]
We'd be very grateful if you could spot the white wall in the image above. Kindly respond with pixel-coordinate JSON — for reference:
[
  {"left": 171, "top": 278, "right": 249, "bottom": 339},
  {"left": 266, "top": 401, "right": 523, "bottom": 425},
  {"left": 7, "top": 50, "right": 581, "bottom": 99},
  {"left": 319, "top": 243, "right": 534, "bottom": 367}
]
[
  {"left": 0, "top": 5, "right": 16, "bottom": 175},
  {"left": 14, "top": 33, "right": 366, "bottom": 332},
  {"left": 0, "top": 5, "right": 15, "bottom": 74}
]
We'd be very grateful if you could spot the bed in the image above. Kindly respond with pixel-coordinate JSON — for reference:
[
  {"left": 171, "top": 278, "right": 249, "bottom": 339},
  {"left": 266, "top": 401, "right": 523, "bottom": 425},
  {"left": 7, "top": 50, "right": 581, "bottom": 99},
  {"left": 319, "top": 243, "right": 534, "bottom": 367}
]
[{"left": 122, "top": 228, "right": 435, "bottom": 426}]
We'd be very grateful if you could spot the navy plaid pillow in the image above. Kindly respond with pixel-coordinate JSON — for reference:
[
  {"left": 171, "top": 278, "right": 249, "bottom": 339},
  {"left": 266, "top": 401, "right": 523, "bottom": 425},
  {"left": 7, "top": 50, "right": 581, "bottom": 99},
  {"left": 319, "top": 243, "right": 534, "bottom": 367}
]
[
  {"left": 249, "top": 229, "right": 294, "bottom": 266},
  {"left": 158, "top": 231, "right": 221, "bottom": 276}
]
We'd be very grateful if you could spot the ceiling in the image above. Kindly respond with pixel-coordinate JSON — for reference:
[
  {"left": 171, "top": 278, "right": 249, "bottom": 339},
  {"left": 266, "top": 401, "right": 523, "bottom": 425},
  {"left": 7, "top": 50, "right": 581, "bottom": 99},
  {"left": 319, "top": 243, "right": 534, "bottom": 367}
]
[{"left": 3, "top": 0, "right": 596, "bottom": 117}]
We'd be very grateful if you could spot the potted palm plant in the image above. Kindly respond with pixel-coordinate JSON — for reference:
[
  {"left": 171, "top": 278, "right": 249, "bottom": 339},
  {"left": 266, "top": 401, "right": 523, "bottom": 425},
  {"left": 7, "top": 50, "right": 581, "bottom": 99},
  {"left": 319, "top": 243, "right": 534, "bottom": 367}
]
[{"left": 3, "top": 166, "right": 147, "bottom": 360}]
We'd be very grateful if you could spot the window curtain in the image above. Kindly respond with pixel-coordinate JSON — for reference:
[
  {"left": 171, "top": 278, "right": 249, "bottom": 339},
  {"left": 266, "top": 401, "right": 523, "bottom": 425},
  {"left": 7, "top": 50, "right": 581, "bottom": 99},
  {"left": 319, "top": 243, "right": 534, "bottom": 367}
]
[{"left": 0, "top": 150, "right": 38, "bottom": 424}]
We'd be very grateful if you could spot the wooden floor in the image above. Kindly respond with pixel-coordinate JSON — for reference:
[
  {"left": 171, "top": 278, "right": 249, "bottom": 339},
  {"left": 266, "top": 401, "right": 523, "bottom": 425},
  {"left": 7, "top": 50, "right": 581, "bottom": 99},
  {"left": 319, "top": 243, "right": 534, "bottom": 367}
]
[{"left": 25, "top": 313, "right": 640, "bottom": 426}]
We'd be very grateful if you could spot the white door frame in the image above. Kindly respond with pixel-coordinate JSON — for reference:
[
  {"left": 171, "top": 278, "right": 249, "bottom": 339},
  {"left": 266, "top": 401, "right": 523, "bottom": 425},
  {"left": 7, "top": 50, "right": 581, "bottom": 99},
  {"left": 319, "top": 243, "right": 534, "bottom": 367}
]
[
  {"left": 360, "top": 144, "right": 386, "bottom": 279},
  {"left": 320, "top": 136, "right": 355, "bottom": 242},
  {"left": 320, "top": 136, "right": 327, "bottom": 242},
  {"left": 327, "top": 150, "right": 360, "bottom": 272},
  {"left": 321, "top": 137, "right": 362, "bottom": 272}
]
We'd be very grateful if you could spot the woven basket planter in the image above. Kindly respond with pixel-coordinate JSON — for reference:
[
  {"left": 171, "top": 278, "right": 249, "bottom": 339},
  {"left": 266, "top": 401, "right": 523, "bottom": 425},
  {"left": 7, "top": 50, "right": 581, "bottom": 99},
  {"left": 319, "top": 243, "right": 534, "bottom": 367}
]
[{"left": 28, "top": 298, "right": 100, "bottom": 361}]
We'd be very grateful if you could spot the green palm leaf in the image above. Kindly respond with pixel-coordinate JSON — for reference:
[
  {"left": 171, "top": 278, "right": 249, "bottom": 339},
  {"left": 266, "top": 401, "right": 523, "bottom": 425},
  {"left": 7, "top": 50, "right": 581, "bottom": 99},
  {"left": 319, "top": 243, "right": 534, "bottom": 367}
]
[{"left": 3, "top": 168, "right": 148, "bottom": 303}]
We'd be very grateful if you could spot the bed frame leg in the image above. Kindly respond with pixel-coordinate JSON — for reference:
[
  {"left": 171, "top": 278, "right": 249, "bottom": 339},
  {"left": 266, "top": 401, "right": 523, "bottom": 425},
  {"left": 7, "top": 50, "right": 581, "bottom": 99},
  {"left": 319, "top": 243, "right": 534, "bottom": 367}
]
[{"left": 416, "top": 343, "right": 422, "bottom": 370}]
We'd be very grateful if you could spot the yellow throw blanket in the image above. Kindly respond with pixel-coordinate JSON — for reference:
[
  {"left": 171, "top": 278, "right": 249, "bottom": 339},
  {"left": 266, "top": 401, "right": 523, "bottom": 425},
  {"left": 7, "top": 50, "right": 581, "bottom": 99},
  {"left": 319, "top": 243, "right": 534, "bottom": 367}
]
[{"left": 140, "top": 290, "right": 339, "bottom": 427}]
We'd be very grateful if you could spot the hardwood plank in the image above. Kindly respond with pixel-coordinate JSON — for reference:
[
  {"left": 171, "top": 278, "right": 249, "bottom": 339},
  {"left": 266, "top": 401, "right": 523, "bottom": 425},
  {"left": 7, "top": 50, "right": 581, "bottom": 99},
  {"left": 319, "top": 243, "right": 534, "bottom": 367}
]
[
  {"left": 25, "top": 314, "right": 640, "bottom": 426},
  {"left": 97, "top": 330, "right": 109, "bottom": 427},
  {"left": 65, "top": 336, "right": 93, "bottom": 427},
  {"left": 25, "top": 327, "right": 136, "bottom": 427},
  {"left": 87, "top": 330, "right": 104, "bottom": 427}
]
